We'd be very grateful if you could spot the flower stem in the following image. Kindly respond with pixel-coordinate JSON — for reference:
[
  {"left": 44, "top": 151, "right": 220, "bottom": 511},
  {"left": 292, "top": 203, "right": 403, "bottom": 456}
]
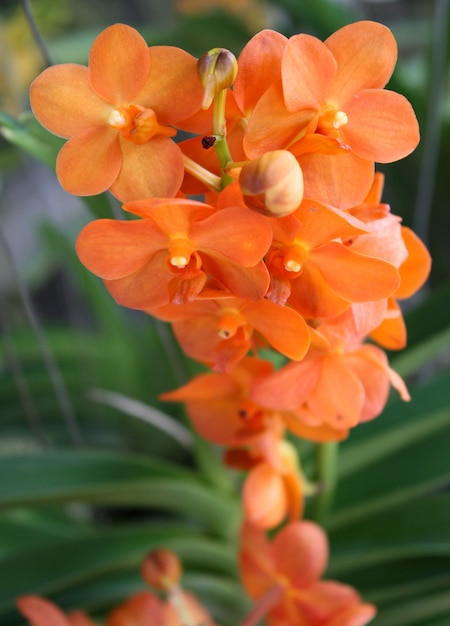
[
  {"left": 313, "top": 441, "right": 339, "bottom": 526},
  {"left": 212, "top": 88, "right": 235, "bottom": 188},
  {"left": 182, "top": 153, "right": 222, "bottom": 191},
  {"left": 22, "top": 0, "right": 54, "bottom": 66}
]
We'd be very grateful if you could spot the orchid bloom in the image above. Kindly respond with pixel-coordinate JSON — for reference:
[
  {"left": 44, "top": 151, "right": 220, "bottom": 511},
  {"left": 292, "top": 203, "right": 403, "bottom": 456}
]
[
  {"left": 16, "top": 596, "right": 96, "bottom": 626},
  {"left": 153, "top": 295, "right": 311, "bottom": 372},
  {"left": 76, "top": 198, "right": 272, "bottom": 310},
  {"left": 106, "top": 590, "right": 219, "bottom": 626},
  {"left": 161, "top": 358, "right": 306, "bottom": 529},
  {"left": 251, "top": 304, "right": 410, "bottom": 431},
  {"left": 30, "top": 24, "right": 204, "bottom": 200},
  {"left": 240, "top": 521, "right": 376, "bottom": 626},
  {"left": 242, "top": 22, "right": 419, "bottom": 207},
  {"left": 160, "top": 357, "right": 280, "bottom": 445},
  {"left": 265, "top": 197, "right": 400, "bottom": 318}
]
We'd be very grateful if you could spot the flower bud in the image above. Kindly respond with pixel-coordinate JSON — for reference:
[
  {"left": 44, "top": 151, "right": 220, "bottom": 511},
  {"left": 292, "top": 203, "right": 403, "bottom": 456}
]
[
  {"left": 197, "top": 48, "right": 238, "bottom": 109},
  {"left": 141, "top": 548, "right": 182, "bottom": 591},
  {"left": 239, "top": 151, "right": 304, "bottom": 218}
]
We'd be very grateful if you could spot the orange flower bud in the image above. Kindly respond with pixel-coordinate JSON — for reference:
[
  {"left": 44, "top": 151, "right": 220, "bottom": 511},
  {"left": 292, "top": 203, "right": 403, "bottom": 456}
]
[
  {"left": 141, "top": 548, "right": 182, "bottom": 591},
  {"left": 239, "top": 150, "right": 304, "bottom": 218},
  {"left": 197, "top": 47, "right": 238, "bottom": 109}
]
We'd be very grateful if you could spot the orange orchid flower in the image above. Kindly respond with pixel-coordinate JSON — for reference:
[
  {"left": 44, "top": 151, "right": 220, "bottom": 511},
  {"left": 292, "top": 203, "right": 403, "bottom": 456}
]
[
  {"left": 243, "top": 22, "right": 419, "bottom": 208},
  {"left": 239, "top": 521, "right": 376, "bottom": 626},
  {"left": 106, "top": 590, "right": 219, "bottom": 626},
  {"left": 251, "top": 308, "right": 410, "bottom": 432},
  {"left": 30, "top": 24, "right": 203, "bottom": 200},
  {"left": 264, "top": 197, "right": 400, "bottom": 318},
  {"left": 76, "top": 198, "right": 272, "bottom": 310},
  {"left": 153, "top": 295, "right": 311, "bottom": 372},
  {"left": 252, "top": 300, "right": 409, "bottom": 430},
  {"left": 160, "top": 357, "right": 279, "bottom": 445},
  {"left": 162, "top": 358, "right": 306, "bottom": 529},
  {"left": 16, "top": 596, "right": 96, "bottom": 626}
]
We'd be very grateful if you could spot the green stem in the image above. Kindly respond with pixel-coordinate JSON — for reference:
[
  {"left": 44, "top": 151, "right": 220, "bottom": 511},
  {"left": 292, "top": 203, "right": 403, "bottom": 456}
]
[
  {"left": 212, "top": 89, "right": 235, "bottom": 188},
  {"left": 22, "top": 0, "right": 54, "bottom": 66},
  {"left": 313, "top": 441, "right": 339, "bottom": 526}
]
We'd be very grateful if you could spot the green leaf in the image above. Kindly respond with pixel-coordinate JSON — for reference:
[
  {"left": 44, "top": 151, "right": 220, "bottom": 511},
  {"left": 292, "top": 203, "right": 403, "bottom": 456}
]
[
  {"left": 0, "top": 111, "right": 63, "bottom": 169},
  {"left": 0, "top": 524, "right": 236, "bottom": 618},
  {"left": 0, "top": 450, "right": 240, "bottom": 538},
  {"left": 374, "top": 589, "right": 450, "bottom": 626}
]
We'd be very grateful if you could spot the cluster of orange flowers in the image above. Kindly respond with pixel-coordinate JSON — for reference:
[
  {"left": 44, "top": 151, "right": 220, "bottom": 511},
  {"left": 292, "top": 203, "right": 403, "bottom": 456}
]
[
  {"left": 25, "top": 20, "right": 431, "bottom": 626},
  {"left": 17, "top": 549, "right": 219, "bottom": 626}
]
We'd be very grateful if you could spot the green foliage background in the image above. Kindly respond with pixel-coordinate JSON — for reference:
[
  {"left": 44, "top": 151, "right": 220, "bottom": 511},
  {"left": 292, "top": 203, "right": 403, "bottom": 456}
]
[{"left": 0, "top": 0, "right": 449, "bottom": 624}]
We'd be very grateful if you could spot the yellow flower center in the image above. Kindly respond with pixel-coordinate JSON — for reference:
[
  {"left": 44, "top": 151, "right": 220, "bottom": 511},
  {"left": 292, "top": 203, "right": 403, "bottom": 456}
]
[
  {"left": 317, "top": 104, "right": 348, "bottom": 136},
  {"left": 282, "top": 244, "right": 308, "bottom": 275},
  {"left": 108, "top": 104, "right": 177, "bottom": 144},
  {"left": 168, "top": 238, "right": 195, "bottom": 270}
]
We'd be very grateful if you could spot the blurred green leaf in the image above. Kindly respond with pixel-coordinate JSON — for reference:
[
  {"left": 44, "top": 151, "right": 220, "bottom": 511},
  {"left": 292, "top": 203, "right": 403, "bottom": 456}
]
[
  {"left": 0, "top": 449, "right": 240, "bottom": 538},
  {"left": 0, "top": 111, "right": 63, "bottom": 169},
  {"left": 0, "top": 523, "right": 237, "bottom": 619}
]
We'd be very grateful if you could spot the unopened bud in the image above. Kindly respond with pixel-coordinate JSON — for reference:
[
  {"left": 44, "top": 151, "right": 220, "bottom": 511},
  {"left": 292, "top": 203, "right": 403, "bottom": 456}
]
[
  {"left": 141, "top": 548, "right": 182, "bottom": 591},
  {"left": 239, "top": 150, "right": 304, "bottom": 218},
  {"left": 197, "top": 48, "right": 238, "bottom": 109}
]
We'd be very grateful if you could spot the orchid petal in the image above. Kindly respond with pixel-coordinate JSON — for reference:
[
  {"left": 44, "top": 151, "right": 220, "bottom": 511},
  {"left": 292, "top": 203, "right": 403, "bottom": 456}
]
[
  {"left": 251, "top": 358, "right": 320, "bottom": 411},
  {"left": 201, "top": 257, "right": 270, "bottom": 300},
  {"left": 396, "top": 227, "right": 431, "bottom": 298},
  {"left": 69, "top": 613, "right": 97, "bottom": 626},
  {"left": 326, "top": 20, "right": 397, "bottom": 105},
  {"left": 311, "top": 242, "right": 400, "bottom": 302},
  {"left": 243, "top": 463, "right": 287, "bottom": 529},
  {"left": 193, "top": 207, "right": 273, "bottom": 266},
  {"left": 295, "top": 199, "right": 369, "bottom": 248},
  {"left": 344, "top": 346, "right": 391, "bottom": 422},
  {"left": 239, "top": 523, "right": 274, "bottom": 599},
  {"left": 234, "top": 29, "right": 287, "bottom": 115},
  {"left": 370, "top": 299, "right": 407, "bottom": 350},
  {"left": 104, "top": 251, "right": 173, "bottom": 310},
  {"left": 297, "top": 580, "right": 362, "bottom": 622},
  {"left": 272, "top": 520, "right": 328, "bottom": 587},
  {"left": 284, "top": 412, "right": 348, "bottom": 442},
  {"left": 76, "top": 219, "right": 165, "bottom": 280},
  {"left": 282, "top": 34, "right": 337, "bottom": 111},
  {"left": 343, "top": 89, "right": 420, "bottom": 163},
  {"left": 89, "top": 24, "right": 151, "bottom": 103},
  {"left": 30, "top": 64, "right": 111, "bottom": 138},
  {"left": 308, "top": 355, "right": 364, "bottom": 428},
  {"left": 244, "top": 82, "right": 315, "bottom": 158},
  {"left": 123, "top": 197, "right": 212, "bottom": 232},
  {"left": 327, "top": 602, "right": 377, "bottom": 626},
  {"left": 299, "top": 150, "right": 374, "bottom": 209},
  {"left": 289, "top": 262, "right": 352, "bottom": 319},
  {"left": 56, "top": 126, "right": 121, "bottom": 196},
  {"left": 136, "top": 46, "right": 204, "bottom": 123},
  {"left": 244, "top": 301, "right": 311, "bottom": 361},
  {"left": 110, "top": 135, "right": 184, "bottom": 201},
  {"left": 16, "top": 596, "right": 71, "bottom": 626}
]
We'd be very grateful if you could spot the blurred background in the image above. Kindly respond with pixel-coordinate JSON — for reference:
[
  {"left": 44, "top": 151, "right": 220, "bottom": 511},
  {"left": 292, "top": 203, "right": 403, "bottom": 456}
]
[{"left": 0, "top": 1, "right": 449, "bottom": 625}]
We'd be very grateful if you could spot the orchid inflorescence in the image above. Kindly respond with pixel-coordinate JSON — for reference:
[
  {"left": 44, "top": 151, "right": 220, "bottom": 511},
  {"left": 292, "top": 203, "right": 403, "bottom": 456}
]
[{"left": 20, "top": 20, "right": 431, "bottom": 626}]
